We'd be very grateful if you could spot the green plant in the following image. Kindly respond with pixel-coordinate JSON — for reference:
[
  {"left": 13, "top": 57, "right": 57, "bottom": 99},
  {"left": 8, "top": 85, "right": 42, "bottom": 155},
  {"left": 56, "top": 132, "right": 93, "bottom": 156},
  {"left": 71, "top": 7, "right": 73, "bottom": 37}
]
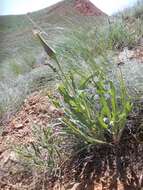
[
  {"left": 124, "top": 0, "right": 143, "bottom": 19},
  {"left": 106, "top": 21, "right": 136, "bottom": 49},
  {"left": 10, "top": 61, "right": 23, "bottom": 76},
  {"left": 54, "top": 69, "right": 132, "bottom": 145},
  {"left": 16, "top": 125, "right": 64, "bottom": 173},
  {"left": 36, "top": 29, "right": 132, "bottom": 146}
]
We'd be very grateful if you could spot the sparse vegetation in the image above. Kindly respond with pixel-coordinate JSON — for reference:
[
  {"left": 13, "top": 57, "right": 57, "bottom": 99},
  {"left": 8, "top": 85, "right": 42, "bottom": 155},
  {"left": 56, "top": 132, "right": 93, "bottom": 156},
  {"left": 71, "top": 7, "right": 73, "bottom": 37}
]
[
  {"left": 122, "top": 0, "right": 143, "bottom": 19},
  {"left": 17, "top": 125, "right": 65, "bottom": 173}
]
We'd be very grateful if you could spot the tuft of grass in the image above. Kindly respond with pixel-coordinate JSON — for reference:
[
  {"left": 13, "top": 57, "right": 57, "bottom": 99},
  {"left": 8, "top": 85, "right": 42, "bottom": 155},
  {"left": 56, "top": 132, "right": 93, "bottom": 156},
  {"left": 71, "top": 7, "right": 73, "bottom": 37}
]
[
  {"left": 106, "top": 20, "right": 136, "bottom": 49},
  {"left": 16, "top": 125, "right": 65, "bottom": 173},
  {"left": 118, "top": 0, "right": 143, "bottom": 41},
  {"left": 122, "top": 0, "right": 143, "bottom": 19}
]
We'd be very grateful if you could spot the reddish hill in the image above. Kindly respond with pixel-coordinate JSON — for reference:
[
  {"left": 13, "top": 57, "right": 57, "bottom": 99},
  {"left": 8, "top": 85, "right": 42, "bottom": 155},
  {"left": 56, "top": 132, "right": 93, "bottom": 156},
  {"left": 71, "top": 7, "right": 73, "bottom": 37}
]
[{"left": 46, "top": 0, "right": 107, "bottom": 17}]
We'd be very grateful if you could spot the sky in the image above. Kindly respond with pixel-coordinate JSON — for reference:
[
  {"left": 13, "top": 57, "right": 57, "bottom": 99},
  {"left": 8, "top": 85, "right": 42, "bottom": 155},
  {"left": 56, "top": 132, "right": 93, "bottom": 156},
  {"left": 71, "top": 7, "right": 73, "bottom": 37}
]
[{"left": 0, "top": 0, "right": 137, "bottom": 16}]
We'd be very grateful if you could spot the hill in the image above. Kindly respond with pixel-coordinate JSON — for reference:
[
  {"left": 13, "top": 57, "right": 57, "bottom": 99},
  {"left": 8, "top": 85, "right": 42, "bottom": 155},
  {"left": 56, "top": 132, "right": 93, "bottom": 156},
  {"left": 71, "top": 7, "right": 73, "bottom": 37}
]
[
  {"left": 0, "top": 0, "right": 107, "bottom": 59},
  {"left": 40, "top": 0, "right": 107, "bottom": 16}
]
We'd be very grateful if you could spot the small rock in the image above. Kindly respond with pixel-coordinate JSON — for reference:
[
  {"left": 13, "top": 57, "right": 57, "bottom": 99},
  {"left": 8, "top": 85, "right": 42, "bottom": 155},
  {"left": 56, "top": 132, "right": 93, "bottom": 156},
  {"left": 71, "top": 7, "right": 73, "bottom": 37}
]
[
  {"left": 9, "top": 151, "right": 19, "bottom": 162},
  {"left": 14, "top": 124, "right": 24, "bottom": 129}
]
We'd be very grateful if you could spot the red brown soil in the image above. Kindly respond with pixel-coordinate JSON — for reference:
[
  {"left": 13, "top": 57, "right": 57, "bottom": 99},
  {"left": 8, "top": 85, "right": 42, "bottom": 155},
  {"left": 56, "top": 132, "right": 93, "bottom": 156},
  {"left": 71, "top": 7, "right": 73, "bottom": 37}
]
[
  {"left": 0, "top": 90, "right": 62, "bottom": 147},
  {"left": 74, "top": 0, "right": 106, "bottom": 16}
]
